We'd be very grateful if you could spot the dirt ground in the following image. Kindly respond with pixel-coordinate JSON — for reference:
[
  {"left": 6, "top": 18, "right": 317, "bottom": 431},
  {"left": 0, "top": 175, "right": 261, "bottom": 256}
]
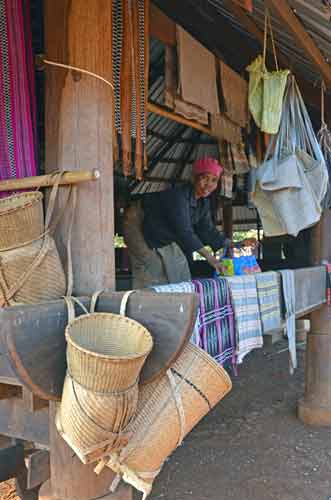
[
  {"left": 0, "top": 481, "right": 18, "bottom": 500},
  {"left": 148, "top": 340, "right": 331, "bottom": 500},
  {"left": 1, "top": 341, "right": 331, "bottom": 500}
]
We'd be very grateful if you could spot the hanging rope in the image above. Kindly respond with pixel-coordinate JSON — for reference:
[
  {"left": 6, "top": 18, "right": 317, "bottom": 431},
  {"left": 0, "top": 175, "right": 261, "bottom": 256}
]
[
  {"left": 263, "top": 8, "right": 279, "bottom": 71},
  {"left": 43, "top": 59, "right": 114, "bottom": 90}
]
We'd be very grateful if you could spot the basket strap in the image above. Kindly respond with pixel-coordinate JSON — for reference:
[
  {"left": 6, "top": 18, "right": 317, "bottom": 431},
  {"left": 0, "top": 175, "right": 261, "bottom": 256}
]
[
  {"left": 0, "top": 235, "right": 51, "bottom": 307},
  {"left": 68, "top": 373, "right": 132, "bottom": 435},
  {"left": 166, "top": 368, "right": 186, "bottom": 446},
  {"left": 90, "top": 289, "right": 105, "bottom": 313},
  {"left": 63, "top": 295, "right": 89, "bottom": 323},
  {"left": 0, "top": 263, "right": 11, "bottom": 306},
  {"left": 65, "top": 184, "right": 77, "bottom": 296},
  {"left": 120, "top": 290, "right": 136, "bottom": 316}
]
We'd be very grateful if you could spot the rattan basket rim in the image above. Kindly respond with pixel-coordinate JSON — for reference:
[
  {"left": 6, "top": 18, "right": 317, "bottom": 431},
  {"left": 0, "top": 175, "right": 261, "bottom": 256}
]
[
  {"left": 65, "top": 312, "right": 153, "bottom": 361},
  {"left": 0, "top": 191, "right": 43, "bottom": 217}
]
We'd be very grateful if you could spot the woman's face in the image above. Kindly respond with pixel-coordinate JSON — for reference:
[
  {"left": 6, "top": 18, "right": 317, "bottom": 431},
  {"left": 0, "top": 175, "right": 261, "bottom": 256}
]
[{"left": 194, "top": 173, "right": 220, "bottom": 198}]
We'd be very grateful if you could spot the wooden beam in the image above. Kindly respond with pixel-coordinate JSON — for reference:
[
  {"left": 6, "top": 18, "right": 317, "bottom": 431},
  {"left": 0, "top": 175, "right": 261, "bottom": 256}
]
[
  {"left": 0, "top": 399, "right": 49, "bottom": 446},
  {"left": 26, "top": 450, "right": 50, "bottom": 490},
  {"left": 223, "top": 0, "right": 331, "bottom": 111},
  {"left": 147, "top": 101, "right": 212, "bottom": 135},
  {"left": 0, "top": 170, "right": 100, "bottom": 192},
  {"left": 264, "top": 0, "right": 331, "bottom": 87},
  {"left": 150, "top": 4, "right": 176, "bottom": 46},
  {"left": 0, "top": 444, "right": 25, "bottom": 482},
  {"left": 0, "top": 384, "right": 21, "bottom": 400},
  {"left": 232, "top": 0, "right": 253, "bottom": 12},
  {"left": 22, "top": 388, "right": 49, "bottom": 413}
]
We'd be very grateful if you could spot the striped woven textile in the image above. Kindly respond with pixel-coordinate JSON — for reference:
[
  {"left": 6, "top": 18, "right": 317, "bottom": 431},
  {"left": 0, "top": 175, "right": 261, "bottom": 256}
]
[
  {"left": 152, "top": 281, "right": 200, "bottom": 345},
  {"left": 255, "top": 271, "right": 281, "bottom": 333},
  {"left": 0, "top": 0, "right": 37, "bottom": 196},
  {"left": 279, "top": 270, "right": 296, "bottom": 374},
  {"left": 153, "top": 279, "right": 237, "bottom": 368},
  {"left": 226, "top": 275, "right": 263, "bottom": 364},
  {"left": 192, "top": 278, "right": 236, "bottom": 368},
  {"left": 325, "top": 263, "right": 331, "bottom": 306}
]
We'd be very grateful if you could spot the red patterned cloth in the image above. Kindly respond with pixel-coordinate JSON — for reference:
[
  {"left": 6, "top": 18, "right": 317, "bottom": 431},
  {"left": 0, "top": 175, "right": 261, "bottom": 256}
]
[
  {"left": 326, "top": 263, "right": 331, "bottom": 306},
  {"left": 0, "top": 0, "right": 37, "bottom": 196}
]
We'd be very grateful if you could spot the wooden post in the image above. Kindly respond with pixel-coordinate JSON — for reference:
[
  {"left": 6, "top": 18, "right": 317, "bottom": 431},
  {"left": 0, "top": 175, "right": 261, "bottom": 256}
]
[
  {"left": 43, "top": 2, "right": 131, "bottom": 499},
  {"left": 44, "top": 0, "right": 115, "bottom": 295},
  {"left": 222, "top": 203, "right": 233, "bottom": 240},
  {"left": 298, "top": 211, "right": 331, "bottom": 425},
  {"left": 38, "top": 403, "right": 132, "bottom": 500}
]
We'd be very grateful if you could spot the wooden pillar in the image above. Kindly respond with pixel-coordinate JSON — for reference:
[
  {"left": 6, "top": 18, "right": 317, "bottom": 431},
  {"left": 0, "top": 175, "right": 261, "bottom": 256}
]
[
  {"left": 44, "top": 0, "right": 115, "bottom": 295},
  {"left": 38, "top": 404, "right": 131, "bottom": 500},
  {"left": 222, "top": 203, "right": 233, "bottom": 240},
  {"left": 298, "top": 211, "right": 331, "bottom": 425},
  {"left": 43, "top": 3, "right": 131, "bottom": 499}
]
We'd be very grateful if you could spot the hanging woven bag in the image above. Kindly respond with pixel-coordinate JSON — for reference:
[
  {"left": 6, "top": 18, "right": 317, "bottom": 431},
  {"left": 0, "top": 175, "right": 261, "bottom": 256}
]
[{"left": 246, "top": 10, "right": 289, "bottom": 134}]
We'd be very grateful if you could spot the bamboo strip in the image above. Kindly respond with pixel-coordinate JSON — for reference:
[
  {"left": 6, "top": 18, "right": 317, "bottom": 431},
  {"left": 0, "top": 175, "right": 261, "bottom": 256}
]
[
  {"left": 0, "top": 170, "right": 100, "bottom": 192},
  {"left": 147, "top": 102, "right": 213, "bottom": 136}
]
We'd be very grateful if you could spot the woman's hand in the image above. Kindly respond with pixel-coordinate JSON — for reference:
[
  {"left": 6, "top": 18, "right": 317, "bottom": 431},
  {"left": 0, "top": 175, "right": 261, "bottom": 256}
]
[
  {"left": 207, "top": 255, "right": 227, "bottom": 275},
  {"left": 213, "top": 261, "right": 227, "bottom": 276}
]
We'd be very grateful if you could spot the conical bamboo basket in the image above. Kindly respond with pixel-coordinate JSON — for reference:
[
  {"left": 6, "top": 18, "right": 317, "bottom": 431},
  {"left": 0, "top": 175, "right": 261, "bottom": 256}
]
[
  {"left": 66, "top": 313, "right": 153, "bottom": 393},
  {"left": 0, "top": 192, "right": 44, "bottom": 248},
  {"left": 105, "top": 343, "right": 232, "bottom": 498},
  {"left": 56, "top": 373, "right": 138, "bottom": 464}
]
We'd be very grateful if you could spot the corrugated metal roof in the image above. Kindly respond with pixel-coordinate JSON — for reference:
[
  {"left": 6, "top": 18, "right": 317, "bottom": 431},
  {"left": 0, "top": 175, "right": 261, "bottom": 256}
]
[
  {"left": 207, "top": 0, "right": 331, "bottom": 86},
  {"left": 134, "top": 0, "right": 331, "bottom": 198}
]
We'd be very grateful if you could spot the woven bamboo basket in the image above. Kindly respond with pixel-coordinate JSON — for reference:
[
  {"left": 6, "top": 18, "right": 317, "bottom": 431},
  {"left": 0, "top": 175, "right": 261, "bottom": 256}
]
[
  {"left": 0, "top": 235, "right": 66, "bottom": 306},
  {"left": 105, "top": 343, "right": 232, "bottom": 498},
  {"left": 66, "top": 313, "right": 153, "bottom": 393},
  {"left": 0, "top": 192, "right": 44, "bottom": 249},
  {"left": 56, "top": 373, "right": 138, "bottom": 464}
]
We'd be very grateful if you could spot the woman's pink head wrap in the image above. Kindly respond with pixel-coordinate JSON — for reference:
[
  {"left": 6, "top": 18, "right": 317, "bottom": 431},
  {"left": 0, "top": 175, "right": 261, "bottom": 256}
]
[{"left": 192, "top": 157, "right": 223, "bottom": 178}]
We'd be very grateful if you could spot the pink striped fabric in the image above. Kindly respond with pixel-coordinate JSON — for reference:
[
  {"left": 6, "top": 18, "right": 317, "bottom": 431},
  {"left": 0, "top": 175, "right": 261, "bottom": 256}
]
[{"left": 0, "top": 0, "right": 37, "bottom": 197}]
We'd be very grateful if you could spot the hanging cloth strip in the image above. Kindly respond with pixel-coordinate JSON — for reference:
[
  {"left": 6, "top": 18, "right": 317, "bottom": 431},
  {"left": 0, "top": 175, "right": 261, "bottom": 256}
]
[
  {"left": 226, "top": 275, "right": 263, "bottom": 364},
  {"left": 279, "top": 270, "right": 297, "bottom": 374},
  {"left": 176, "top": 26, "right": 220, "bottom": 114},
  {"left": 255, "top": 271, "right": 281, "bottom": 333},
  {"left": 211, "top": 113, "right": 242, "bottom": 145},
  {"left": 0, "top": 0, "right": 37, "bottom": 197},
  {"left": 219, "top": 61, "right": 248, "bottom": 128},
  {"left": 164, "top": 45, "right": 209, "bottom": 126},
  {"left": 192, "top": 278, "right": 236, "bottom": 368},
  {"left": 324, "top": 262, "right": 331, "bottom": 306},
  {"left": 218, "top": 140, "right": 234, "bottom": 199},
  {"left": 113, "top": 0, "right": 149, "bottom": 179}
]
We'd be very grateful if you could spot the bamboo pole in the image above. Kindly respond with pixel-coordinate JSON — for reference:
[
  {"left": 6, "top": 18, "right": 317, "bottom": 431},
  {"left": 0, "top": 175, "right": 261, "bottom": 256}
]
[
  {"left": 147, "top": 101, "right": 213, "bottom": 136},
  {"left": 0, "top": 169, "right": 100, "bottom": 192}
]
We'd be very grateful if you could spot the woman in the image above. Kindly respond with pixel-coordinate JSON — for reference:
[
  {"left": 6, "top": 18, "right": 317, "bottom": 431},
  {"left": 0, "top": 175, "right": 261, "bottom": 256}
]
[{"left": 123, "top": 157, "right": 255, "bottom": 289}]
